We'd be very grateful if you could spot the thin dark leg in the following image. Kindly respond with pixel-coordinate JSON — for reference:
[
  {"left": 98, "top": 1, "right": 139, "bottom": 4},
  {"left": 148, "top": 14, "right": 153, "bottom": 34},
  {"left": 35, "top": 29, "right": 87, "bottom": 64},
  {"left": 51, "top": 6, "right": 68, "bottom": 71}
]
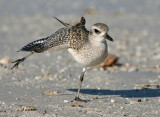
[
  {"left": 11, "top": 52, "right": 34, "bottom": 70},
  {"left": 72, "top": 68, "right": 90, "bottom": 102},
  {"left": 75, "top": 70, "right": 85, "bottom": 99}
]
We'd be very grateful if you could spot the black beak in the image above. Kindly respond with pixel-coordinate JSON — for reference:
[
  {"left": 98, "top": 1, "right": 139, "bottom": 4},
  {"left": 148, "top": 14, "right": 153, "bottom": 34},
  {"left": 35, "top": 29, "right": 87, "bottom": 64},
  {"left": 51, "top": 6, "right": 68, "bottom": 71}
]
[{"left": 106, "top": 34, "right": 113, "bottom": 41}]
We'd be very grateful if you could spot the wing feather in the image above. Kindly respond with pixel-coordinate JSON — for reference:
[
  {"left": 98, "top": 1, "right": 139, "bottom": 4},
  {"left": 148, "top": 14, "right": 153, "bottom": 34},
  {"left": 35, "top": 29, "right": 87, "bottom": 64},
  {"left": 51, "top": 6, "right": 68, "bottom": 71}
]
[
  {"left": 20, "top": 27, "right": 70, "bottom": 53},
  {"left": 20, "top": 17, "right": 89, "bottom": 53}
]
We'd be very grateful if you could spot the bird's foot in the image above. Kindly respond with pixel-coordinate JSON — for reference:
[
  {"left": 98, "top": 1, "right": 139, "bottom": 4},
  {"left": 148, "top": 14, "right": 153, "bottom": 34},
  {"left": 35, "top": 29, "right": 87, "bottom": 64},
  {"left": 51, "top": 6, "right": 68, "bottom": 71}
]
[
  {"left": 71, "top": 96, "right": 90, "bottom": 102},
  {"left": 11, "top": 58, "right": 25, "bottom": 70}
]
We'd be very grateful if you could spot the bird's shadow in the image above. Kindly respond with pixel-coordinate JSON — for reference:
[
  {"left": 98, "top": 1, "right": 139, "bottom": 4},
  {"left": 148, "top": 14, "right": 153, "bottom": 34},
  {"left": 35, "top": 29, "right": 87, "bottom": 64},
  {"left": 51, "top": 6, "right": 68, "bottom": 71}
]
[{"left": 68, "top": 88, "right": 160, "bottom": 98}]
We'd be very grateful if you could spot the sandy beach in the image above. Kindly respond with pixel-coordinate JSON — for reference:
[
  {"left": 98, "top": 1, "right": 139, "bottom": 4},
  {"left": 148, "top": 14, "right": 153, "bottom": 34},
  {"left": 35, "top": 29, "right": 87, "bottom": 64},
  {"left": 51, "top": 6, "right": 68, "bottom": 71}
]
[{"left": 0, "top": 0, "right": 160, "bottom": 116}]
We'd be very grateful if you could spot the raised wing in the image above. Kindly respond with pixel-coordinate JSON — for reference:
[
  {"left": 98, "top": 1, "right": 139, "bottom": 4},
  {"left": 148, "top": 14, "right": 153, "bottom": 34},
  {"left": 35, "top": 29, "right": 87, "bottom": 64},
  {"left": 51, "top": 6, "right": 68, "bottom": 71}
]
[
  {"left": 20, "top": 17, "right": 89, "bottom": 53},
  {"left": 20, "top": 27, "right": 70, "bottom": 53},
  {"left": 12, "top": 17, "right": 89, "bottom": 69}
]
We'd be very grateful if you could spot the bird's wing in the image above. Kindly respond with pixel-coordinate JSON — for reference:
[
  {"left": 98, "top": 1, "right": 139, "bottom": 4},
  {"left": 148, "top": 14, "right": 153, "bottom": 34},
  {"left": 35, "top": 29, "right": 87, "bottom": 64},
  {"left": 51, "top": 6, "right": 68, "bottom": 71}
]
[
  {"left": 67, "top": 17, "right": 89, "bottom": 50},
  {"left": 20, "top": 27, "right": 71, "bottom": 53},
  {"left": 11, "top": 17, "right": 88, "bottom": 69},
  {"left": 20, "top": 17, "right": 89, "bottom": 53}
]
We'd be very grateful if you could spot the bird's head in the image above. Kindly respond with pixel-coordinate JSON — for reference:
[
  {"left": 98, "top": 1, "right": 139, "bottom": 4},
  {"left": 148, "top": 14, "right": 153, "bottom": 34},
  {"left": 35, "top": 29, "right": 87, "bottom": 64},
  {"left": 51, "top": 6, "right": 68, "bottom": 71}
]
[{"left": 90, "top": 23, "right": 113, "bottom": 42}]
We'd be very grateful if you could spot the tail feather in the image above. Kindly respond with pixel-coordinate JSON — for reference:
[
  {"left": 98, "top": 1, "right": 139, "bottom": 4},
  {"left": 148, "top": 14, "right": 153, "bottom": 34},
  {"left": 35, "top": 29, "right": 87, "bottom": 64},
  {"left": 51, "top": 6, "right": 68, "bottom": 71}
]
[{"left": 20, "top": 37, "right": 49, "bottom": 53}]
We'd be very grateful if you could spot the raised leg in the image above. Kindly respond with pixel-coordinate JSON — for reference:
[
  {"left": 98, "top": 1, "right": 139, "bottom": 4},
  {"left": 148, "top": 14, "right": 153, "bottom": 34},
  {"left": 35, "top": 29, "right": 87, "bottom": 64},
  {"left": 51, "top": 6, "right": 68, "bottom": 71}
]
[
  {"left": 11, "top": 52, "right": 34, "bottom": 70},
  {"left": 72, "top": 68, "right": 90, "bottom": 102}
]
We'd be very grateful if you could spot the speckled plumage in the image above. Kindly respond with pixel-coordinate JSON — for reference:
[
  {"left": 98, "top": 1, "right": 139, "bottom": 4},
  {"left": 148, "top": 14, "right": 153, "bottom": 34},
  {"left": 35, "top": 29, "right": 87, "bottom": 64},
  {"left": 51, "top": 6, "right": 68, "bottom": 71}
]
[
  {"left": 20, "top": 17, "right": 89, "bottom": 53},
  {"left": 12, "top": 17, "right": 113, "bottom": 102}
]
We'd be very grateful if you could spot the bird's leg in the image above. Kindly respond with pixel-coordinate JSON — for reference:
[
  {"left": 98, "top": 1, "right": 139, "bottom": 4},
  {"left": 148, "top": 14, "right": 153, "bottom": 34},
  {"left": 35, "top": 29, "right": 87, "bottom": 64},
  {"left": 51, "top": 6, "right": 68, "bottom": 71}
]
[
  {"left": 11, "top": 52, "right": 34, "bottom": 70},
  {"left": 72, "top": 68, "right": 90, "bottom": 102},
  {"left": 75, "top": 68, "right": 85, "bottom": 100}
]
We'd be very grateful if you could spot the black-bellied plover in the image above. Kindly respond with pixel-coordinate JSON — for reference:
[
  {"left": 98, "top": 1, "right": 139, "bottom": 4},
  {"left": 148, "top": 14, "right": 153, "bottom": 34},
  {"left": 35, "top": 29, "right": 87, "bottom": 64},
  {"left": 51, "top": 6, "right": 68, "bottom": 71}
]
[{"left": 12, "top": 17, "right": 113, "bottom": 102}]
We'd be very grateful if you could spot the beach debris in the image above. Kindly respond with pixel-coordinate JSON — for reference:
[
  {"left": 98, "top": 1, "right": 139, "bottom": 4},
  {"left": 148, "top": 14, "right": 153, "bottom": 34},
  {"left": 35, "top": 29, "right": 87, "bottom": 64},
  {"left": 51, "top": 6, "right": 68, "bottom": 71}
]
[
  {"left": 98, "top": 54, "right": 119, "bottom": 69},
  {"left": 16, "top": 98, "right": 33, "bottom": 102},
  {"left": 42, "top": 110, "right": 47, "bottom": 115},
  {"left": 135, "top": 84, "right": 160, "bottom": 89},
  {"left": 0, "top": 57, "right": 12, "bottom": 65},
  {"left": 68, "top": 104, "right": 83, "bottom": 108},
  {"left": 64, "top": 100, "right": 69, "bottom": 103},
  {"left": 91, "top": 96, "right": 98, "bottom": 100},
  {"left": 110, "top": 99, "right": 115, "bottom": 103},
  {"left": 16, "top": 105, "right": 36, "bottom": 111},
  {"left": 129, "top": 99, "right": 142, "bottom": 104},
  {"left": 44, "top": 90, "right": 61, "bottom": 95}
]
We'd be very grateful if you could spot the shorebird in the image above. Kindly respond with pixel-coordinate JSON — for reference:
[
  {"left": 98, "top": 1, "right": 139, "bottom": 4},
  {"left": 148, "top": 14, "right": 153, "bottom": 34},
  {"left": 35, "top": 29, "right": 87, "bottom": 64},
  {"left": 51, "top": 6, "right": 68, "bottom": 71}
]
[{"left": 11, "top": 17, "right": 113, "bottom": 102}]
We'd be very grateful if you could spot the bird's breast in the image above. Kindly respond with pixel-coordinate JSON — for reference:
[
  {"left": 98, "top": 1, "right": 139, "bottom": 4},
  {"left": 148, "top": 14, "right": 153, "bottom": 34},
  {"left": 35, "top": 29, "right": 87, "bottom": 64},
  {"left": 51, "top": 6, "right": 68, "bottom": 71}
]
[{"left": 68, "top": 41, "right": 108, "bottom": 67}]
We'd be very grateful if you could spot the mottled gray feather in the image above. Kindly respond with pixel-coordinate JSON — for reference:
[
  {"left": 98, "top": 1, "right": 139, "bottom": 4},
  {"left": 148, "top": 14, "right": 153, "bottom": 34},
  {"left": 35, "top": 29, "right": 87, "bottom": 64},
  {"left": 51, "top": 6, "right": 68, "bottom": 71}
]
[{"left": 20, "top": 17, "right": 89, "bottom": 53}]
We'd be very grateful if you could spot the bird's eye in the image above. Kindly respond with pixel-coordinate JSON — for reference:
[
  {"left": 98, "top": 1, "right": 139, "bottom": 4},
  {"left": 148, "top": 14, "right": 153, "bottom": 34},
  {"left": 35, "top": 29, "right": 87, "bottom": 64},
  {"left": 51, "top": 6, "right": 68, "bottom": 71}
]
[{"left": 94, "top": 29, "right": 101, "bottom": 34}]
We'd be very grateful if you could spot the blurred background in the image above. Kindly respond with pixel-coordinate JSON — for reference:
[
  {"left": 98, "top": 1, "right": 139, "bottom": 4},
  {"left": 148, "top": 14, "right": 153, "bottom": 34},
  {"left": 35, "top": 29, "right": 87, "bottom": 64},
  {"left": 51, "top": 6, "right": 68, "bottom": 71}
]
[{"left": 0, "top": 0, "right": 160, "bottom": 67}]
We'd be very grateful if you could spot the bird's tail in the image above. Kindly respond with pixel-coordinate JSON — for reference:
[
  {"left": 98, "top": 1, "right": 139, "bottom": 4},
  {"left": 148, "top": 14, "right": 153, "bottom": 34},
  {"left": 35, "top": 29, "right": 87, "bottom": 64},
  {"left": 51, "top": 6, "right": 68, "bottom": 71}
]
[{"left": 19, "top": 37, "right": 49, "bottom": 53}]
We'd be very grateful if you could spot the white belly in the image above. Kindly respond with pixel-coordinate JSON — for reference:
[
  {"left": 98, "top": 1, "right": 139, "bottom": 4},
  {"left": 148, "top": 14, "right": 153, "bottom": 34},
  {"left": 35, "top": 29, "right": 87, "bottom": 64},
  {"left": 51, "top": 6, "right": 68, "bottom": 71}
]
[{"left": 68, "top": 41, "right": 108, "bottom": 67}]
